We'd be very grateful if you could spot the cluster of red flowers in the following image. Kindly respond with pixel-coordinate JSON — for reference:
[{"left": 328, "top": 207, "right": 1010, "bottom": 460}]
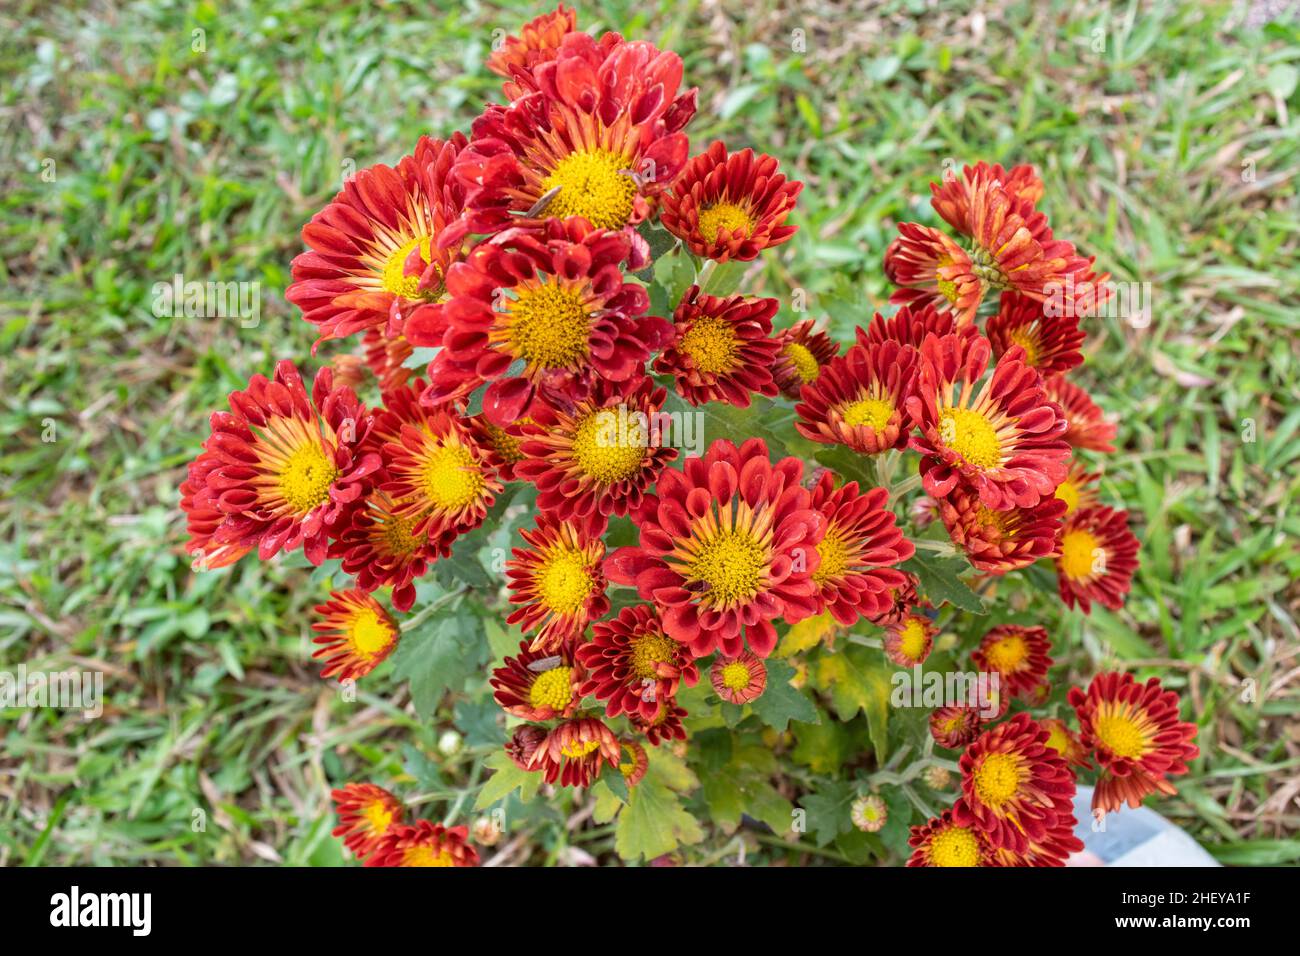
[{"left": 179, "top": 6, "right": 1197, "bottom": 867}]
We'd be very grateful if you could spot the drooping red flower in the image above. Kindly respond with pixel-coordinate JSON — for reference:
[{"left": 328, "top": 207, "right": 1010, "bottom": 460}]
[
  {"left": 605, "top": 438, "right": 826, "bottom": 658},
  {"left": 1068, "top": 672, "right": 1199, "bottom": 815},
  {"left": 795, "top": 340, "right": 920, "bottom": 455},
  {"left": 331, "top": 783, "right": 405, "bottom": 861},
  {"left": 988, "top": 815, "right": 1085, "bottom": 867},
  {"left": 907, "top": 802, "right": 991, "bottom": 867},
  {"left": 311, "top": 589, "right": 401, "bottom": 681},
  {"left": 1044, "top": 375, "right": 1117, "bottom": 453},
  {"left": 957, "top": 713, "right": 1077, "bottom": 855},
  {"left": 286, "top": 134, "right": 467, "bottom": 344},
  {"left": 490, "top": 639, "right": 584, "bottom": 721},
  {"left": 1053, "top": 457, "right": 1102, "bottom": 517},
  {"left": 329, "top": 489, "right": 435, "bottom": 613},
  {"left": 617, "top": 739, "right": 649, "bottom": 787},
  {"left": 182, "top": 361, "right": 380, "bottom": 568},
  {"left": 629, "top": 699, "right": 689, "bottom": 746},
  {"left": 807, "top": 472, "right": 914, "bottom": 626},
  {"left": 486, "top": 5, "right": 580, "bottom": 100},
  {"left": 366, "top": 820, "right": 479, "bottom": 867},
  {"left": 659, "top": 140, "right": 801, "bottom": 262},
  {"left": 884, "top": 223, "right": 984, "bottom": 323},
  {"left": 930, "top": 704, "right": 984, "bottom": 750},
  {"left": 907, "top": 332, "right": 1070, "bottom": 510},
  {"left": 653, "top": 286, "right": 781, "bottom": 407},
  {"left": 1055, "top": 505, "right": 1139, "bottom": 613},
  {"left": 883, "top": 610, "right": 937, "bottom": 667},
  {"left": 576, "top": 604, "right": 697, "bottom": 721},
  {"left": 866, "top": 572, "right": 919, "bottom": 628},
  {"left": 938, "top": 482, "right": 1067, "bottom": 574},
  {"left": 528, "top": 717, "right": 621, "bottom": 787},
  {"left": 972, "top": 625, "right": 1053, "bottom": 701},
  {"left": 513, "top": 377, "right": 678, "bottom": 535},
  {"left": 986, "top": 291, "right": 1084, "bottom": 377},
  {"left": 771, "top": 319, "right": 839, "bottom": 398},
  {"left": 710, "top": 650, "right": 768, "bottom": 704},
  {"left": 505, "top": 513, "right": 609, "bottom": 651},
  {"left": 407, "top": 218, "right": 668, "bottom": 425}
]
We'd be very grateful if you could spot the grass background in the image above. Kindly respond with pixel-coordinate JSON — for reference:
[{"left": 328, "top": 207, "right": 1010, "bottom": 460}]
[{"left": 2, "top": 0, "right": 1298, "bottom": 865}]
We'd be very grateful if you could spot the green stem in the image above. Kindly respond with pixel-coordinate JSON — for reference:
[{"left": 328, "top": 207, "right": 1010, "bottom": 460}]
[{"left": 401, "top": 586, "right": 468, "bottom": 633}]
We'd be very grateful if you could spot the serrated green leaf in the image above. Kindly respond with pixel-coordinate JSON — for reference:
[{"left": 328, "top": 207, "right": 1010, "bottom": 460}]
[
  {"left": 614, "top": 778, "right": 704, "bottom": 861},
  {"left": 813, "top": 645, "right": 892, "bottom": 760},
  {"left": 389, "top": 610, "right": 484, "bottom": 717},
  {"left": 900, "top": 552, "right": 986, "bottom": 613},
  {"left": 752, "top": 658, "right": 819, "bottom": 731},
  {"left": 474, "top": 750, "right": 541, "bottom": 811},
  {"left": 799, "top": 780, "right": 855, "bottom": 846}
]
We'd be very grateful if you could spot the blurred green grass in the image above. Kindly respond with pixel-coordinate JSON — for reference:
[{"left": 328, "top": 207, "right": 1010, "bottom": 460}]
[{"left": 1, "top": 0, "right": 1297, "bottom": 864}]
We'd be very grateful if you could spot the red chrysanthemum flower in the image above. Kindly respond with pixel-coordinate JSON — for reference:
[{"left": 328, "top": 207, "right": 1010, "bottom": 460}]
[
  {"left": 938, "top": 482, "right": 1067, "bottom": 574},
  {"left": 311, "top": 589, "right": 401, "bottom": 681},
  {"left": 486, "top": 4, "right": 579, "bottom": 100},
  {"left": 1053, "top": 457, "right": 1102, "bottom": 517},
  {"left": 528, "top": 717, "right": 621, "bottom": 787},
  {"left": 514, "top": 377, "right": 678, "bottom": 535},
  {"left": 617, "top": 739, "right": 649, "bottom": 787},
  {"left": 1044, "top": 375, "right": 1117, "bottom": 453},
  {"left": 988, "top": 815, "right": 1085, "bottom": 868},
  {"left": 884, "top": 223, "right": 984, "bottom": 324},
  {"left": 957, "top": 713, "right": 1077, "bottom": 855},
  {"left": 1068, "top": 672, "right": 1199, "bottom": 815},
  {"left": 972, "top": 625, "right": 1053, "bottom": 701},
  {"left": 286, "top": 134, "right": 467, "bottom": 344},
  {"left": 795, "top": 340, "right": 920, "bottom": 455},
  {"left": 907, "top": 332, "right": 1070, "bottom": 510},
  {"left": 366, "top": 820, "right": 479, "bottom": 868},
  {"left": 629, "top": 699, "right": 689, "bottom": 746},
  {"left": 576, "top": 604, "right": 697, "bottom": 721},
  {"left": 653, "top": 286, "right": 781, "bottom": 407},
  {"left": 329, "top": 489, "right": 434, "bottom": 613},
  {"left": 808, "top": 472, "right": 914, "bottom": 626},
  {"left": 605, "top": 438, "right": 826, "bottom": 658},
  {"left": 986, "top": 291, "right": 1084, "bottom": 377},
  {"left": 328, "top": 353, "right": 369, "bottom": 393},
  {"left": 505, "top": 724, "right": 548, "bottom": 770},
  {"left": 710, "top": 650, "right": 768, "bottom": 704},
  {"left": 883, "top": 610, "right": 937, "bottom": 667},
  {"left": 331, "top": 783, "right": 404, "bottom": 861},
  {"left": 1040, "top": 717, "right": 1091, "bottom": 770},
  {"left": 866, "top": 572, "right": 919, "bottom": 628},
  {"left": 466, "top": 414, "right": 529, "bottom": 481},
  {"left": 930, "top": 162, "right": 1045, "bottom": 236},
  {"left": 907, "top": 802, "right": 991, "bottom": 867},
  {"left": 490, "top": 639, "right": 584, "bottom": 721},
  {"left": 1055, "top": 505, "right": 1139, "bottom": 613},
  {"left": 659, "top": 140, "right": 801, "bottom": 262},
  {"left": 855, "top": 302, "right": 972, "bottom": 350},
  {"left": 771, "top": 319, "right": 839, "bottom": 398},
  {"left": 182, "top": 361, "right": 380, "bottom": 568},
  {"left": 361, "top": 327, "right": 415, "bottom": 392},
  {"left": 449, "top": 33, "right": 695, "bottom": 239},
  {"left": 505, "top": 513, "right": 609, "bottom": 651},
  {"left": 930, "top": 704, "right": 984, "bottom": 750},
  {"left": 407, "top": 218, "right": 668, "bottom": 424}
]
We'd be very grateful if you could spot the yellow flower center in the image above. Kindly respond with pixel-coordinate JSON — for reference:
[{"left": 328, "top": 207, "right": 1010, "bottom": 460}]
[
  {"left": 404, "top": 846, "right": 454, "bottom": 867},
  {"left": 689, "top": 529, "right": 766, "bottom": 606},
  {"left": 361, "top": 799, "right": 394, "bottom": 835},
  {"left": 1095, "top": 709, "right": 1150, "bottom": 759},
  {"left": 1008, "top": 327, "right": 1041, "bottom": 366},
  {"left": 560, "top": 738, "right": 602, "bottom": 760},
  {"left": 419, "top": 443, "right": 485, "bottom": 512},
  {"left": 696, "top": 201, "right": 755, "bottom": 241},
  {"left": 541, "top": 148, "right": 638, "bottom": 230},
  {"left": 381, "top": 235, "right": 433, "bottom": 298},
  {"left": 278, "top": 440, "right": 338, "bottom": 515},
  {"left": 812, "top": 525, "right": 850, "bottom": 584},
  {"left": 972, "top": 752, "right": 1024, "bottom": 809},
  {"left": 720, "top": 661, "right": 752, "bottom": 692},
  {"left": 630, "top": 632, "right": 677, "bottom": 680},
  {"left": 897, "top": 617, "right": 929, "bottom": 661},
  {"left": 379, "top": 509, "right": 423, "bottom": 557},
  {"left": 1055, "top": 479, "right": 1080, "bottom": 514},
  {"left": 1044, "top": 724, "right": 1072, "bottom": 756},
  {"left": 485, "top": 422, "right": 525, "bottom": 464},
  {"left": 571, "top": 409, "right": 647, "bottom": 483},
  {"left": 508, "top": 280, "right": 592, "bottom": 370},
  {"left": 841, "top": 397, "right": 894, "bottom": 432},
  {"left": 528, "top": 666, "right": 574, "bottom": 711},
  {"left": 1059, "top": 528, "right": 1102, "bottom": 580},
  {"left": 783, "top": 341, "right": 821, "bottom": 384},
  {"left": 536, "top": 548, "right": 593, "bottom": 614},
  {"left": 929, "top": 825, "right": 981, "bottom": 867},
  {"left": 983, "top": 634, "right": 1027, "bottom": 673},
  {"left": 348, "top": 608, "right": 396, "bottom": 658},
  {"left": 939, "top": 407, "right": 1002, "bottom": 469},
  {"left": 680, "top": 315, "right": 740, "bottom": 375}
]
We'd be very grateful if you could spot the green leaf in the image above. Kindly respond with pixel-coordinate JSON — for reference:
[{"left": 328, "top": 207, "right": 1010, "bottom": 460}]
[
  {"left": 812, "top": 444, "right": 879, "bottom": 490},
  {"left": 700, "top": 259, "right": 746, "bottom": 296},
  {"left": 599, "top": 761, "right": 629, "bottom": 804},
  {"left": 655, "top": 250, "right": 696, "bottom": 308},
  {"left": 473, "top": 750, "right": 541, "bottom": 811},
  {"left": 752, "top": 658, "right": 819, "bottom": 731},
  {"left": 900, "top": 552, "right": 986, "bottom": 613},
  {"left": 389, "top": 610, "right": 485, "bottom": 718},
  {"left": 813, "top": 644, "right": 892, "bottom": 760},
  {"left": 590, "top": 779, "right": 623, "bottom": 824},
  {"left": 454, "top": 697, "right": 505, "bottom": 747},
  {"left": 614, "top": 777, "right": 704, "bottom": 861},
  {"left": 791, "top": 717, "right": 852, "bottom": 773},
  {"left": 798, "top": 780, "right": 855, "bottom": 846}
]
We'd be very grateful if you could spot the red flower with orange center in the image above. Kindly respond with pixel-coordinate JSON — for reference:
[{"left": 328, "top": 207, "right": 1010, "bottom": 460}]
[
  {"left": 407, "top": 218, "right": 668, "bottom": 425},
  {"left": 907, "top": 803, "right": 991, "bottom": 867},
  {"left": 1045, "top": 374, "right": 1117, "bottom": 453},
  {"left": 957, "top": 713, "right": 1077, "bottom": 855},
  {"left": 576, "top": 604, "right": 697, "bottom": 721},
  {"left": 366, "top": 820, "right": 479, "bottom": 868},
  {"left": 629, "top": 699, "right": 689, "bottom": 746},
  {"left": 528, "top": 717, "right": 621, "bottom": 787},
  {"left": 505, "top": 513, "right": 609, "bottom": 652},
  {"left": 907, "top": 332, "right": 1070, "bottom": 510},
  {"left": 513, "top": 377, "right": 678, "bottom": 535},
  {"left": 795, "top": 340, "right": 920, "bottom": 455},
  {"left": 972, "top": 624, "right": 1053, "bottom": 701},
  {"left": 605, "top": 438, "right": 826, "bottom": 659},
  {"left": 772, "top": 319, "right": 839, "bottom": 398},
  {"left": 182, "top": 361, "right": 380, "bottom": 568},
  {"left": 1054, "top": 505, "right": 1139, "bottom": 613},
  {"left": 986, "top": 291, "right": 1084, "bottom": 376},
  {"left": 1068, "top": 672, "right": 1199, "bottom": 815},
  {"left": 883, "top": 611, "right": 937, "bottom": 667},
  {"left": 486, "top": 5, "right": 580, "bottom": 100},
  {"left": 938, "top": 482, "right": 1067, "bottom": 574},
  {"left": 331, "top": 783, "right": 405, "bottom": 861},
  {"left": 312, "top": 589, "right": 401, "bottom": 681},
  {"left": 659, "top": 140, "right": 801, "bottom": 262},
  {"left": 710, "top": 650, "right": 768, "bottom": 704},
  {"left": 1053, "top": 457, "right": 1102, "bottom": 516},
  {"left": 884, "top": 223, "right": 985, "bottom": 323},
  {"left": 653, "top": 286, "right": 782, "bottom": 406},
  {"left": 287, "top": 134, "right": 467, "bottom": 344},
  {"left": 1040, "top": 717, "right": 1091, "bottom": 770},
  {"left": 328, "top": 489, "right": 433, "bottom": 613},
  {"left": 808, "top": 472, "right": 914, "bottom": 626},
  {"left": 490, "top": 639, "right": 584, "bottom": 721},
  {"left": 930, "top": 704, "right": 984, "bottom": 750}
]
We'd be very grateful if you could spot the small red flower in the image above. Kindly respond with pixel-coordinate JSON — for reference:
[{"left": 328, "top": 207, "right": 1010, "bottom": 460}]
[
  {"left": 972, "top": 625, "right": 1053, "bottom": 701},
  {"left": 938, "top": 482, "right": 1067, "bottom": 574},
  {"left": 576, "top": 604, "right": 697, "bottom": 721},
  {"left": 795, "top": 339, "right": 920, "bottom": 455},
  {"left": 930, "top": 704, "right": 984, "bottom": 750},
  {"left": 490, "top": 639, "right": 584, "bottom": 721},
  {"left": 1055, "top": 505, "right": 1139, "bottom": 613},
  {"left": 772, "top": 319, "right": 839, "bottom": 398},
  {"left": 907, "top": 802, "right": 991, "bottom": 867},
  {"left": 366, "top": 820, "right": 479, "bottom": 867},
  {"left": 486, "top": 5, "right": 579, "bottom": 100},
  {"left": 883, "top": 610, "right": 937, "bottom": 667},
  {"left": 528, "top": 717, "right": 622, "bottom": 787},
  {"left": 505, "top": 513, "right": 609, "bottom": 651},
  {"left": 328, "top": 489, "right": 435, "bottom": 612},
  {"left": 986, "top": 291, "right": 1084, "bottom": 377},
  {"left": 629, "top": 699, "right": 689, "bottom": 746},
  {"left": 710, "top": 650, "right": 768, "bottom": 704},
  {"left": 618, "top": 739, "right": 649, "bottom": 787},
  {"left": 1053, "top": 457, "right": 1102, "bottom": 517},
  {"left": 311, "top": 590, "right": 401, "bottom": 681},
  {"left": 1045, "top": 374, "right": 1117, "bottom": 453},
  {"left": 331, "top": 783, "right": 404, "bottom": 861}
]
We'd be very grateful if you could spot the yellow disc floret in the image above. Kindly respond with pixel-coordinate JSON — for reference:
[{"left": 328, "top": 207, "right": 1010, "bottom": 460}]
[
  {"left": 940, "top": 406, "right": 1002, "bottom": 469},
  {"left": 972, "top": 752, "right": 1024, "bottom": 809},
  {"left": 381, "top": 235, "right": 433, "bottom": 298},
  {"left": 536, "top": 548, "right": 593, "bottom": 614},
  {"left": 689, "top": 529, "right": 766, "bottom": 607},
  {"left": 696, "top": 201, "right": 754, "bottom": 241},
  {"left": 347, "top": 607, "right": 396, "bottom": 659},
  {"left": 420, "top": 443, "right": 485, "bottom": 512},
  {"left": 929, "top": 825, "right": 982, "bottom": 867},
  {"left": 812, "top": 525, "right": 850, "bottom": 584},
  {"left": 528, "top": 666, "right": 574, "bottom": 712},
  {"left": 571, "top": 409, "right": 647, "bottom": 484},
  {"left": 841, "top": 396, "right": 894, "bottom": 432},
  {"left": 783, "top": 341, "right": 821, "bottom": 384},
  {"left": 1059, "top": 528, "right": 1102, "bottom": 580},
  {"left": 630, "top": 632, "right": 677, "bottom": 680},
  {"left": 1095, "top": 708, "right": 1150, "bottom": 760},
  {"left": 541, "top": 148, "right": 638, "bottom": 230},
  {"left": 278, "top": 439, "right": 338, "bottom": 514},
  {"left": 508, "top": 280, "right": 592, "bottom": 370},
  {"left": 680, "top": 315, "right": 740, "bottom": 375},
  {"left": 721, "top": 661, "right": 752, "bottom": 692}
]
